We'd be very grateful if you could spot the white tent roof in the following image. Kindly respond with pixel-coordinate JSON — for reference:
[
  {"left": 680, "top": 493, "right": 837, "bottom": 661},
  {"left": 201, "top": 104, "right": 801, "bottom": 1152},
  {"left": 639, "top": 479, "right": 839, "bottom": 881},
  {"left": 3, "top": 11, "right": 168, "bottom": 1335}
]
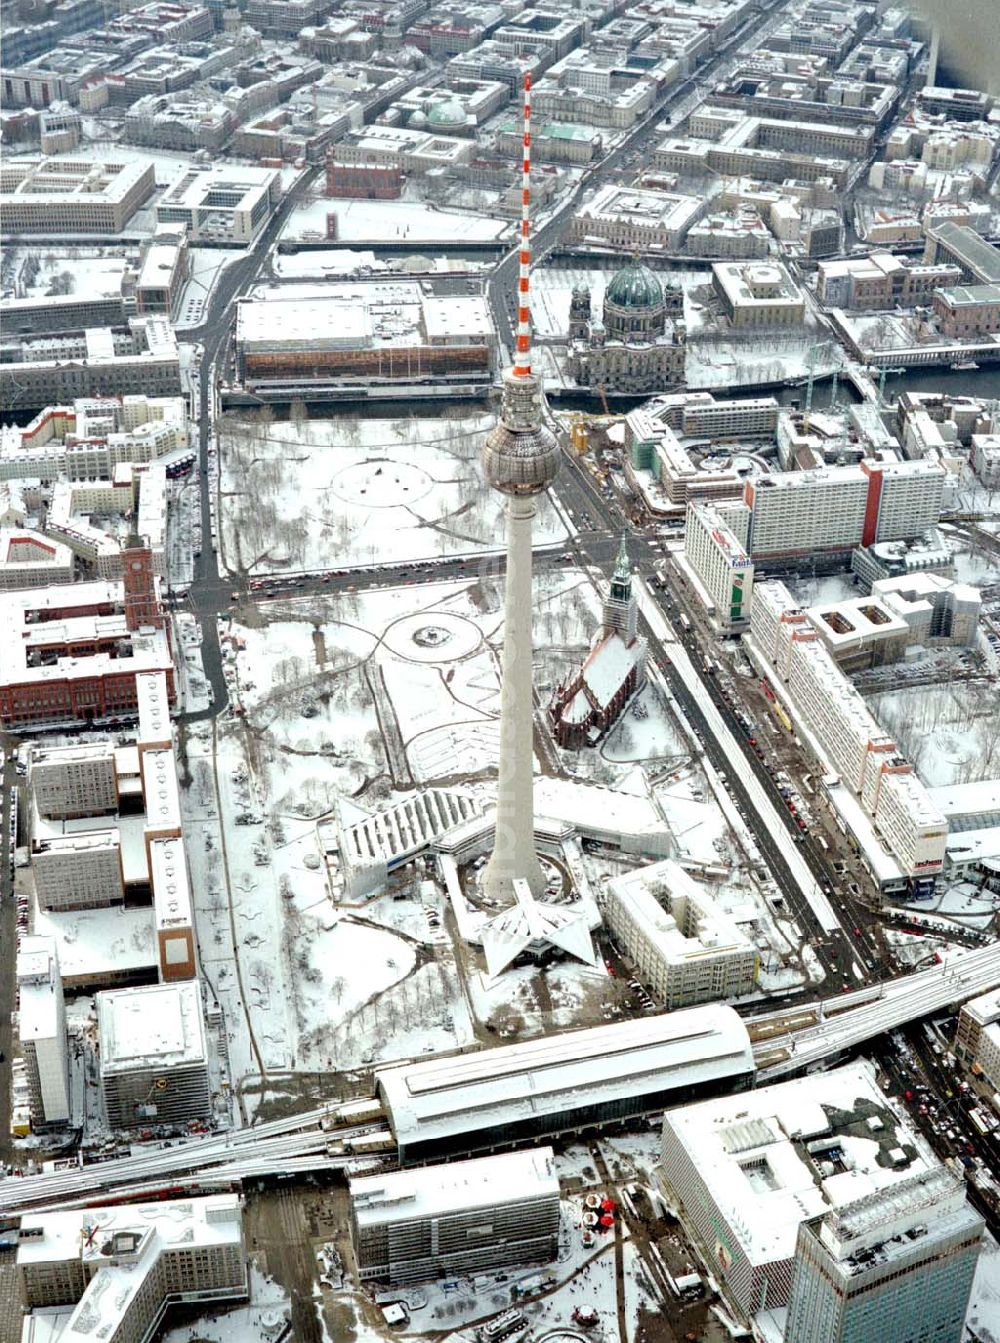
[{"left": 480, "top": 878, "right": 595, "bottom": 977}]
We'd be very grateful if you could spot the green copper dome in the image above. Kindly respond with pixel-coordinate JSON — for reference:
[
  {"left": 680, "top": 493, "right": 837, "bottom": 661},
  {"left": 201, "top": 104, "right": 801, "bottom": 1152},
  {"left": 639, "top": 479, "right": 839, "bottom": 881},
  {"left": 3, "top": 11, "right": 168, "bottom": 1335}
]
[
  {"left": 426, "top": 98, "right": 466, "bottom": 129},
  {"left": 605, "top": 261, "right": 664, "bottom": 309}
]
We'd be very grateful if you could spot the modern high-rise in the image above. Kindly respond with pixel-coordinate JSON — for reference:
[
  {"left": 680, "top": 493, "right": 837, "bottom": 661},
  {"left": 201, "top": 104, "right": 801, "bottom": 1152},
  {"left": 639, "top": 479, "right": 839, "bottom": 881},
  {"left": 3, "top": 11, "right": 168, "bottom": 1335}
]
[
  {"left": 783, "top": 1168, "right": 983, "bottom": 1343},
  {"left": 97, "top": 981, "right": 211, "bottom": 1129},
  {"left": 479, "top": 74, "right": 560, "bottom": 901},
  {"left": 16, "top": 936, "right": 70, "bottom": 1127},
  {"left": 350, "top": 1148, "right": 561, "bottom": 1285}
]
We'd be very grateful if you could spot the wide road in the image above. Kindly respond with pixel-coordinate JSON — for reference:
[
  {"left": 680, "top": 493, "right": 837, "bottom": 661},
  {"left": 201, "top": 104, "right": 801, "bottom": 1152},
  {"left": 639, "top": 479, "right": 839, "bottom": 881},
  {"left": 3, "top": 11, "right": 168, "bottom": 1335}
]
[
  {"left": 176, "top": 164, "right": 324, "bottom": 721},
  {"left": 0, "top": 752, "right": 19, "bottom": 1170},
  {"left": 549, "top": 445, "right": 872, "bottom": 985},
  {"left": 486, "top": 0, "right": 792, "bottom": 352}
]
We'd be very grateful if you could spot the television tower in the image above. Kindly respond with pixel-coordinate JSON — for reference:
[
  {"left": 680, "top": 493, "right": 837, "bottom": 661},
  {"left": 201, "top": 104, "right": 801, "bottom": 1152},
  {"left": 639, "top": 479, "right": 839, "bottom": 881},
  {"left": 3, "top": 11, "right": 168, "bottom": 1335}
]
[{"left": 480, "top": 73, "right": 560, "bottom": 902}]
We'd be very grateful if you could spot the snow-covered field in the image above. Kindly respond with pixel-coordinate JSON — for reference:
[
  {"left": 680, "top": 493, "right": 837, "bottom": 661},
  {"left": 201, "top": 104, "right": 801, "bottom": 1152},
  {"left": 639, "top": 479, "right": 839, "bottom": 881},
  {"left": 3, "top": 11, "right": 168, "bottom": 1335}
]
[
  {"left": 2, "top": 246, "right": 129, "bottom": 301},
  {"left": 282, "top": 195, "right": 513, "bottom": 243},
  {"left": 869, "top": 679, "right": 1000, "bottom": 786},
  {"left": 218, "top": 412, "right": 568, "bottom": 574}
]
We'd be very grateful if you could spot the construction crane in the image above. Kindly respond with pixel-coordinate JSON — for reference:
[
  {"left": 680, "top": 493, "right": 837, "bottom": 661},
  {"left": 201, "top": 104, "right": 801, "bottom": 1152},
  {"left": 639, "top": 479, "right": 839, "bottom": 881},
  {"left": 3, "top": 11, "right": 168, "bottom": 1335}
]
[{"left": 864, "top": 364, "right": 907, "bottom": 407}]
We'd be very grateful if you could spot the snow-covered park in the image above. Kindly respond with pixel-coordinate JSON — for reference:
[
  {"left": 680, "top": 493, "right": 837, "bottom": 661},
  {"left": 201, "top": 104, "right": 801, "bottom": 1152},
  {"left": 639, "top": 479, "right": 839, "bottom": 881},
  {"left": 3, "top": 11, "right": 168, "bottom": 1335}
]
[{"left": 218, "top": 411, "right": 569, "bottom": 574}]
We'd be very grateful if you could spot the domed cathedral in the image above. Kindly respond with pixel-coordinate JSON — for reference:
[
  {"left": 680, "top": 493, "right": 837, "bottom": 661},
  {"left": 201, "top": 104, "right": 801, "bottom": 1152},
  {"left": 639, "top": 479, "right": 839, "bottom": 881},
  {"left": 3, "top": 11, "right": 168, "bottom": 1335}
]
[{"left": 568, "top": 260, "right": 686, "bottom": 395}]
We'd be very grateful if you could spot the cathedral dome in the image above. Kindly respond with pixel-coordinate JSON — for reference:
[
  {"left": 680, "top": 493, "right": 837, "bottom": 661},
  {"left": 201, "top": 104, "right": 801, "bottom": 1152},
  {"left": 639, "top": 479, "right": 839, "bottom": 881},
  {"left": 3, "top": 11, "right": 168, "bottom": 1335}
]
[
  {"left": 605, "top": 262, "right": 664, "bottom": 310},
  {"left": 426, "top": 98, "right": 466, "bottom": 131}
]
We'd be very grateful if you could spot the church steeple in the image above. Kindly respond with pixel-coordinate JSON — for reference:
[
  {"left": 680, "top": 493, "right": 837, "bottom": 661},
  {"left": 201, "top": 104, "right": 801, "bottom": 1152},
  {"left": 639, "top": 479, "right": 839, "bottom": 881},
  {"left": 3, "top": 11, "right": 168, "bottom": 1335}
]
[{"left": 603, "top": 534, "right": 637, "bottom": 642}]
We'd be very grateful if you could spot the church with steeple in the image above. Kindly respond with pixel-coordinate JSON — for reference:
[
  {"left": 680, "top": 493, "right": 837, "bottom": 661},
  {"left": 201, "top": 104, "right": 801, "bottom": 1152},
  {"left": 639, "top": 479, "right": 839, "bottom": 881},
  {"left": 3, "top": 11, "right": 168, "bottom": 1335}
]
[{"left": 548, "top": 538, "right": 648, "bottom": 750}]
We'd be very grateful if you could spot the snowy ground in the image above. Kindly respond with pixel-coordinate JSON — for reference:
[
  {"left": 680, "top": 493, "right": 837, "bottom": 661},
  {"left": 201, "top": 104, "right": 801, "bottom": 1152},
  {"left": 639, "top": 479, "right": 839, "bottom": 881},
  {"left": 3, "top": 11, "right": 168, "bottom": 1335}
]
[
  {"left": 159, "top": 1265, "right": 290, "bottom": 1343},
  {"left": 2, "top": 246, "right": 130, "bottom": 301},
  {"left": 218, "top": 412, "right": 568, "bottom": 575},
  {"left": 272, "top": 249, "right": 487, "bottom": 280},
  {"left": 174, "top": 247, "right": 245, "bottom": 329},
  {"left": 281, "top": 194, "right": 513, "bottom": 244},
  {"left": 869, "top": 679, "right": 1000, "bottom": 786}
]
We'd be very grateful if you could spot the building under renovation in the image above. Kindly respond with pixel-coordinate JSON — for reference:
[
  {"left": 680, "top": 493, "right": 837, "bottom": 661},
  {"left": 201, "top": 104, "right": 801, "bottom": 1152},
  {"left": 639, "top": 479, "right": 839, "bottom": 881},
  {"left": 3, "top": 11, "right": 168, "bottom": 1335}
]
[{"left": 234, "top": 285, "right": 496, "bottom": 400}]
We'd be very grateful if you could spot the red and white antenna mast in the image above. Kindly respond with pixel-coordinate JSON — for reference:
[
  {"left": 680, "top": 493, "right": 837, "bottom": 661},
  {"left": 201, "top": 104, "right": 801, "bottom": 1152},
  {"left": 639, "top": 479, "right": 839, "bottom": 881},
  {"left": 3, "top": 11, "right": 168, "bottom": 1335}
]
[{"left": 513, "top": 72, "right": 533, "bottom": 379}]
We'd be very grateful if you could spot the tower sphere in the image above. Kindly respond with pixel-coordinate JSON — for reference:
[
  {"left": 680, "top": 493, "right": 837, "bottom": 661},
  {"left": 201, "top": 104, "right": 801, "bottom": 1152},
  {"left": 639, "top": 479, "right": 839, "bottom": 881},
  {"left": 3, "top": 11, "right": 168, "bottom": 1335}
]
[{"left": 480, "top": 369, "right": 559, "bottom": 496}]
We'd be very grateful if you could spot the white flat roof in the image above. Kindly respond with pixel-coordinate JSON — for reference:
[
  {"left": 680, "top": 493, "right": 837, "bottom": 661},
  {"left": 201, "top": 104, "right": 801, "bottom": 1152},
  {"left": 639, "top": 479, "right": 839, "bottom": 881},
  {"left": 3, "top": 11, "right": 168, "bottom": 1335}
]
[
  {"left": 150, "top": 835, "right": 193, "bottom": 931},
  {"left": 378, "top": 1005, "right": 754, "bottom": 1149},
  {"left": 929, "top": 779, "right": 1000, "bottom": 823},
  {"left": 16, "top": 936, "right": 61, "bottom": 1043},
  {"left": 33, "top": 902, "right": 157, "bottom": 980},
  {"left": 663, "top": 1060, "right": 935, "bottom": 1268},
  {"left": 18, "top": 1193, "right": 243, "bottom": 1339},
  {"left": 141, "top": 747, "right": 180, "bottom": 832},
  {"left": 422, "top": 294, "right": 492, "bottom": 340},
  {"left": 350, "top": 1147, "right": 558, "bottom": 1227},
  {"left": 533, "top": 775, "right": 668, "bottom": 843},
  {"left": 136, "top": 669, "right": 171, "bottom": 748},
  {"left": 97, "top": 980, "right": 206, "bottom": 1071},
  {"left": 237, "top": 297, "right": 371, "bottom": 349}
]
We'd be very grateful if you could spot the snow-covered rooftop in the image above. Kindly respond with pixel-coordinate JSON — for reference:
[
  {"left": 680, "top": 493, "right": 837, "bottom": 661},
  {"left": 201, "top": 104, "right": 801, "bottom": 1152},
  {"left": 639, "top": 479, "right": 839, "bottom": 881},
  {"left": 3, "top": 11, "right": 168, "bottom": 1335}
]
[
  {"left": 97, "top": 980, "right": 206, "bottom": 1072},
  {"left": 661, "top": 1061, "right": 935, "bottom": 1269},
  {"left": 606, "top": 859, "right": 754, "bottom": 966},
  {"left": 350, "top": 1147, "right": 558, "bottom": 1226},
  {"left": 480, "top": 877, "right": 595, "bottom": 977},
  {"left": 17, "top": 1194, "right": 245, "bottom": 1340},
  {"left": 32, "top": 902, "right": 157, "bottom": 983},
  {"left": 16, "top": 935, "right": 62, "bottom": 1043},
  {"left": 378, "top": 1005, "right": 754, "bottom": 1152}
]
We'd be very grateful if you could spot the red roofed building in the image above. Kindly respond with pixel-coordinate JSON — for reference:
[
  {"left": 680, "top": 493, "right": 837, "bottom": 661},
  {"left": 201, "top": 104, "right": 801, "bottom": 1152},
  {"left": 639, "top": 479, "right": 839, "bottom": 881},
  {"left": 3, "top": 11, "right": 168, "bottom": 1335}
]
[{"left": 549, "top": 537, "right": 647, "bottom": 750}]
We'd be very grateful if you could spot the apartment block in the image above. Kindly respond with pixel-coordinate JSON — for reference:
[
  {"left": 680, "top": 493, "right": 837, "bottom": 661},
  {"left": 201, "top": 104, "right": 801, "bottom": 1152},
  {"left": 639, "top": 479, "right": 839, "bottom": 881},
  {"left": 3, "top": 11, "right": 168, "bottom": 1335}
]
[
  {"left": 30, "top": 742, "right": 120, "bottom": 818},
  {"left": 17, "top": 936, "right": 70, "bottom": 1127},
  {"left": 0, "top": 531, "right": 74, "bottom": 590},
  {"left": 3, "top": 395, "right": 189, "bottom": 486},
  {"left": 0, "top": 320, "right": 182, "bottom": 416},
  {"left": 350, "top": 1148, "right": 560, "bottom": 1285},
  {"left": 742, "top": 460, "right": 945, "bottom": 565},
  {"left": 603, "top": 860, "right": 757, "bottom": 1008},
  {"left": 745, "top": 469, "right": 869, "bottom": 562},
  {"left": 17, "top": 1194, "right": 248, "bottom": 1339},
  {"left": 684, "top": 500, "right": 754, "bottom": 630},
  {"left": 972, "top": 434, "right": 1000, "bottom": 488},
  {"left": 955, "top": 988, "right": 1000, "bottom": 1064},
  {"left": 34, "top": 831, "right": 124, "bottom": 911},
  {"left": 97, "top": 981, "right": 211, "bottom": 1128},
  {"left": 751, "top": 581, "right": 948, "bottom": 887}
]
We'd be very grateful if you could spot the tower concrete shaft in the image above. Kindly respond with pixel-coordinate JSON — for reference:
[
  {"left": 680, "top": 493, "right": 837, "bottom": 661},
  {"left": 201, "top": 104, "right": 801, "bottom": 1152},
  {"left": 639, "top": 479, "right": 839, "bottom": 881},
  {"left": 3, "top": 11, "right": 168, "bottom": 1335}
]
[
  {"left": 479, "top": 71, "right": 557, "bottom": 902},
  {"left": 482, "top": 492, "right": 546, "bottom": 899}
]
